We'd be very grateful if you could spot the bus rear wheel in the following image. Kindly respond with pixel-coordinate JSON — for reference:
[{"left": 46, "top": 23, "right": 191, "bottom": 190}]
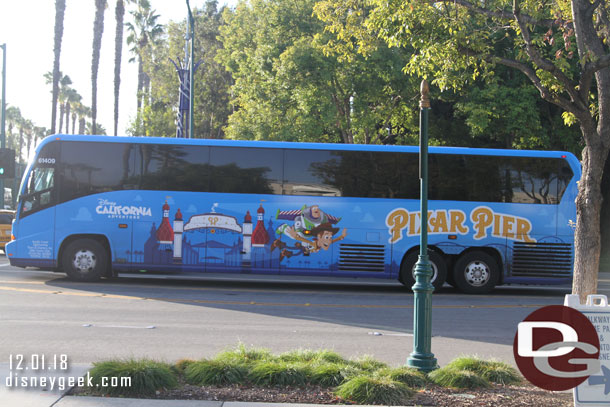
[
  {"left": 62, "top": 238, "right": 108, "bottom": 282},
  {"left": 453, "top": 251, "right": 499, "bottom": 294},
  {"left": 400, "top": 251, "right": 447, "bottom": 292}
]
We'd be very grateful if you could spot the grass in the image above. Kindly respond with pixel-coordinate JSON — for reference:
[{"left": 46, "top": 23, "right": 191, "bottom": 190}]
[
  {"left": 88, "top": 359, "right": 177, "bottom": 397},
  {"left": 248, "top": 361, "right": 311, "bottom": 386},
  {"left": 376, "top": 366, "right": 428, "bottom": 388},
  {"left": 335, "top": 375, "right": 414, "bottom": 405},
  {"left": 85, "top": 346, "right": 524, "bottom": 404},
  {"left": 185, "top": 359, "right": 248, "bottom": 386},
  {"left": 444, "top": 356, "right": 521, "bottom": 385},
  {"left": 428, "top": 367, "right": 491, "bottom": 389}
]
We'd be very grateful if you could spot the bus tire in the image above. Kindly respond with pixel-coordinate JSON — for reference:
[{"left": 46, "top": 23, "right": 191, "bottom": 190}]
[
  {"left": 400, "top": 251, "right": 447, "bottom": 292},
  {"left": 62, "top": 238, "right": 108, "bottom": 282},
  {"left": 453, "top": 251, "right": 499, "bottom": 294}
]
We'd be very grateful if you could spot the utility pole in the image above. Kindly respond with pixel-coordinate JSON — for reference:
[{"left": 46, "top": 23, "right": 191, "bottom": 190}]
[
  {"left": 0, "top": 44, "right": 6, "bottom": 209},
  {"left": 186, "top": 0, "right": 194, "bottom": 139}
]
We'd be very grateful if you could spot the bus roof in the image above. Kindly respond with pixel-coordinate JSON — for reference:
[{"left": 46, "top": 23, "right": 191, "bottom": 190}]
[{"left": 39, "top": 134, "right": 581, "bottom": 170}]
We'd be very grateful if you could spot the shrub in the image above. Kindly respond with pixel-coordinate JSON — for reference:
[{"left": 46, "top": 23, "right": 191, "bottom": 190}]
[
  {"left": 278, "top": 349, "right": 346, "bottom": 365},
  {"left": 215, "top": 344, "right": 274, "bottom": 365},
  {"left": 335, "top": 375, "right": 414, "bottom": 405},
  {"left": 89, "top": 359, "right": 177, "bottom": 397},
  {"left": 184, "top": 359, "right": 248, "bottom": 386},
  {"left": 428, "top": 367, "right": 490, "bottom": 389},
  {"left": 309, "top": 363, "right": 345, "bottom": 387},
  {"left": 377, "top": 367, "right": 428, "bottom": 388},
  {"left": 445, "top": 356, "right": 521, "bottom": 385},
  {"left": 248, "top": 361, "right": 311, "bottom": 387},
  {"left": 351, "top": 355, "right": 388, "bottom": 372},
  {"left": 174, "top": 358, "right": 196, "bottom": 373}
]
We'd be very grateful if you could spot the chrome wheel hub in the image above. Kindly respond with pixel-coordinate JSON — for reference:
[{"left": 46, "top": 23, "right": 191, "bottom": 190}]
[
  {"left": 73, "top": 249, "right": 96, "bottom": 273},
  {"left": 464, "top": 261, "right": 489, "bottom": 286}
]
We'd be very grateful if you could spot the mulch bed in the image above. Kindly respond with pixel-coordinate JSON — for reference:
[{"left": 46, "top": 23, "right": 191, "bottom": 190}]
[{"left": 75, "top": 381, "right": 573, "bottom": 406}]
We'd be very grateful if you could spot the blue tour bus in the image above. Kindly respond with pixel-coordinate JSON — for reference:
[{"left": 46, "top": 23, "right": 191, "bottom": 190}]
[{"left": 6, "top": 135, "right": 581, "bottom": 293}]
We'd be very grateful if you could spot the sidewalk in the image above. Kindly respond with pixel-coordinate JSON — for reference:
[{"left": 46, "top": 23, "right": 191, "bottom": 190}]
[{"left": 54, "top": 397, "right": 396, "bottom": 407}]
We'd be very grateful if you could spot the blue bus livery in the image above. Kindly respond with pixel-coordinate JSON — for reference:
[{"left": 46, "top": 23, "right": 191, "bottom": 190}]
[{"left": 6, "top": 135, "right": 581, "bottom": 294}]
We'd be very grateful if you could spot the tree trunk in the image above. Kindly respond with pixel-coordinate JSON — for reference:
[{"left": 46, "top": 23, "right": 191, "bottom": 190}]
[
  {"left": 65, "top": 101, "right": 71, "bottom": 133},
  {"left": 114, "top": 0, "right": 125, "bottom": 137},
  {"left": 573, "top": 146, "right": 604, "bottom": 301},
  {"left": 91, "top": 0, "right": 106, "bottom": 135},
  {"left": 78, "top": 117, "right": 86, "bottom": 135},
  {"left": 58, "top": 103, "right": 65, "bottom": 133},
  {"left": 51, "top": 0, "right": 66, "bottom": 134}
]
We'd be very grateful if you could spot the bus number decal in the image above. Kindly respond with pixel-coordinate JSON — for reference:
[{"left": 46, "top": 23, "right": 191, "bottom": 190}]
[{"left": 38, "top": 158, "right": 56, "bottom": 164}]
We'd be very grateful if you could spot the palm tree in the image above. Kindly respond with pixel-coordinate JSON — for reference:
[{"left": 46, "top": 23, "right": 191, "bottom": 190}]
[
  {"left": 64, "top": 88, "right": 82, "bottom": 134},
  {"left": 33, "top": 127, "right": 48, "bottom": 152},
  {"left": 44, "top": 71, "right": 72, "bottom": 133},
  {"left": 126, "top": 0, "right": 163, "bottom": 115},
  {"left": 51, "top": 0, "right": 66, "bottom": 134},
  {"left": 113, "top": 0, "right": 135, "bottom": 137},
  {"left": 91, "top": 0, "right": 107, "bottom": 135},
  {"left": 17, "top": 119, "right": 32, "bottom": 165},
  {"left": 57, "top": 75, "right": 73, "bottom": 133},
  {"left": 6, "top": 106, "right": 23, "bottom": 152},
  {"left": 73, "top": 102, "right": 91, "bottom": 134}
]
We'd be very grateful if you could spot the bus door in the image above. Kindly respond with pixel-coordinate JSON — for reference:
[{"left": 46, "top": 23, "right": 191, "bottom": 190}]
[{"left": 14, "top": 146, "right": 58, "bottom": 268}]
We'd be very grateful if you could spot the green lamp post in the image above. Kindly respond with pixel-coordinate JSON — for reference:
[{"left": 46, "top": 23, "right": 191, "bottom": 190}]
[{"left": 406, "top": 79, "right": 438, "bottom": 373}]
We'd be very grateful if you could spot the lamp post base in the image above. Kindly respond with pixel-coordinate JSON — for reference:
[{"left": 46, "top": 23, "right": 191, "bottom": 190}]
[{"left": 407, "top": 351, "right": 438, "bottom": 373}]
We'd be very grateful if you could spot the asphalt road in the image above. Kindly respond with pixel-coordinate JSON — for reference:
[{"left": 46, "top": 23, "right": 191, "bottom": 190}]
[{"left": 0, "top": 255, "right": 608, "bottom": 369}]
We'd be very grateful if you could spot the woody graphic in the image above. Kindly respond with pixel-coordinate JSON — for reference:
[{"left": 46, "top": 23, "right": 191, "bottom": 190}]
[{"left": 271, "top": 205, "right": 347, "bottom": 261}]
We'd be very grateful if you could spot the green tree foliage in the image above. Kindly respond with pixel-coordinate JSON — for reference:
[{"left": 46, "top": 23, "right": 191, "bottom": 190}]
[
  {"left": 218, "top": 0, "right": 420, "bottom": 144},
  {"left": 128, "top": 0, "right": 231, "bottom": 139},
  {"left": 357, "top": 0, "right": 610, "bottom": 298},
  {"left": 313, "top": 0, "right": 580, "bottom": 151}
]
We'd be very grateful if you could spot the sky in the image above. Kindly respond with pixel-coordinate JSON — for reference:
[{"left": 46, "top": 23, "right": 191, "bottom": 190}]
[{"left": 0, "top": 0, "right": 235, "bottom": 137}]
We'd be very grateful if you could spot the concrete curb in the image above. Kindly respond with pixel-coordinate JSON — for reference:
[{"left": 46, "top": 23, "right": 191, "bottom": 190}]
[{"left": 54, "top": 395, "right": 407, "bottom": 407}]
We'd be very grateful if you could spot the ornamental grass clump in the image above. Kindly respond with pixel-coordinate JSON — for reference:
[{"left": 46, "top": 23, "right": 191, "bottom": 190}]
[
  {"left": 376, "top": 366, "right": 428, "bottom": 389},
  {"left": 428, "top": 366, "right": 490, "bottom": 389},
  {"left": 278, "top": 349, "right": 347, "bottom": 365},
  {"left": 248, "top": 361, "right": 311, "bottom": 387},
  {"left": 174, "top": 358, "right": 195, "bottom": 373},
  {"left": 351, "top": 355, "right": 388, "bottom": 372},
  {"left": 445, "top": 356, "right": 521, "bottom": 385},
  {"left": 335, "top": 375, "right": 414, "bottom": 406},
  {"left": 214, "top": 343, "right": 274, "bottom": 365},
  {"left": 184, "top": 359, "right": 248, "bottom": 386},
  {"left": 309, "top": 363, "right": 346, "bottom": 387},
  {"left": 89, "top": 359, "right": 177, "bottom": 397}
]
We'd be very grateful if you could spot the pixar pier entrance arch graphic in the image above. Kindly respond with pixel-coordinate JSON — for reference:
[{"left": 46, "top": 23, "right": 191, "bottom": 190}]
[{"left": 145, "top": 201, "right": 274, "bottom": 269}]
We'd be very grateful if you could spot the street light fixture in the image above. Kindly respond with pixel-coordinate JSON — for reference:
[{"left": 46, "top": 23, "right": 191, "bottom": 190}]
[
  {"left": 406, "top": 80, "right": 438, "bottom": 373},
  {"left": 186, "top": 0, "right": 194, "bottom": 139}
]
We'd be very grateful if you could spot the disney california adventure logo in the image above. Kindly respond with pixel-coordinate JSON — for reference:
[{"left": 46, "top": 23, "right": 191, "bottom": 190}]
[{"left": 95, "top": 199, "right": 152, "bottom": 219}]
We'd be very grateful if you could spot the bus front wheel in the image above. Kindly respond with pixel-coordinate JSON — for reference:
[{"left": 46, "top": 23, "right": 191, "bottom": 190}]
[
  {"left": 400, "top": 251, "right": 447, "bottom": 292},
  {"left": 453, "top": 251, "right": 499, "bottom": 294},
  {"left": 62, "top": 239, "right": 108, "bottom": 282}
]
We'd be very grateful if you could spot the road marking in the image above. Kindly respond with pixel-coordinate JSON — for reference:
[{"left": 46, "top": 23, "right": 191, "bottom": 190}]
[
  {"left": 82, "top": 324, "right": 156, "bottom": 329},
  {"left": 0, "top": 284, "right": 550, "bottom": 310}
]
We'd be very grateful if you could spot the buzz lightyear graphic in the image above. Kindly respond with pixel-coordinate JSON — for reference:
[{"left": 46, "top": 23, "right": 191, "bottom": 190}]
[{"left": 271, "top": 204, "right": 347, "bottom": 261}]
